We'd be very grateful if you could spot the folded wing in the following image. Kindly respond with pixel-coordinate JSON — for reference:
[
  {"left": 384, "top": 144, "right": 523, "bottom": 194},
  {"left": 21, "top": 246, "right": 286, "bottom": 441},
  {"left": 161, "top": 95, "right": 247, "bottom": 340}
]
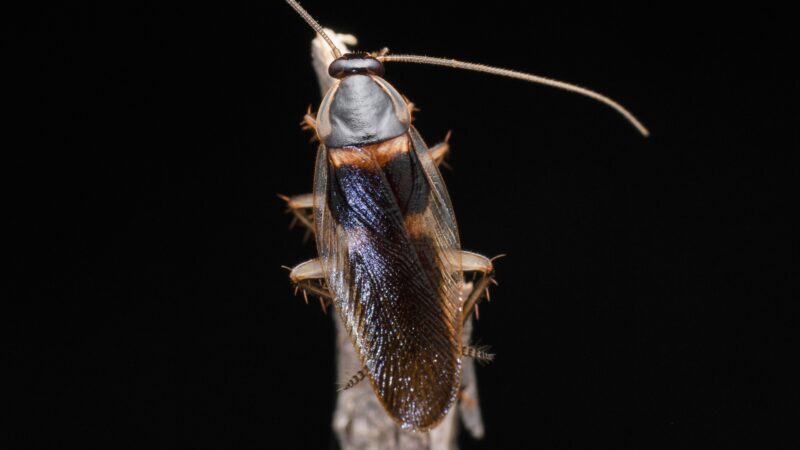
[{"left": 313, "top": 129, "right": 464, "bottom": 430}]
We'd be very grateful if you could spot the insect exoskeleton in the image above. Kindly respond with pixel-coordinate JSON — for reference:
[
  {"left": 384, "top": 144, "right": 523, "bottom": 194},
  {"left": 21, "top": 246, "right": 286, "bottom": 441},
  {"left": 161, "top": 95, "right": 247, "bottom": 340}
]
[
  {"left": 290, "top": 49, "right": 489, "bottom": 431},
  {"left": 281, "top": 0, "right": 648, "bottom": 434},
  {"left": 317, "top": 54, "right": 409, "bottom": 148}
]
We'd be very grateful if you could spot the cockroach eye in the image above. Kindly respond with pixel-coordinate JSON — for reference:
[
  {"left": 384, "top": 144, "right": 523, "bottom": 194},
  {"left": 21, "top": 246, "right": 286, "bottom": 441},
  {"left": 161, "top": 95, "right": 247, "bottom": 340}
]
[{"left": 328, "top": 54, "right": 385, "bottom": 79}]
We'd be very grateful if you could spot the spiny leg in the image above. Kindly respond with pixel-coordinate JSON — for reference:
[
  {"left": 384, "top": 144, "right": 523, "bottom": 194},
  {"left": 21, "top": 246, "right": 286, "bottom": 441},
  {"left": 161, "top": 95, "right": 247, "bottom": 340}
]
[
  {"left": 462, "top": 345, "right": 495, "bottom": 364},
  {"left": 289, "top": 259, "right": 367, "bottom": 390},
  {"left": 459, "top": 252, "right": 498, "bottom": 367},
  {"left": 459, "top": 251, "right": 500, "bottom": 324},
  {"left": 337, "top": 367, "right": 368, "bottom": 392},
  {"left": 428, "top": 130, "right": 452, "bottom": 168},
  {"left": 278, "top": 192, "right": 315, "bottom": 242},
  {"left": 278, "top": 109, "right": 319, "bottom": 240},
  {"left": 300, "top": 105, "right": 319, "bottom": 142},
  {"left": 288, "top": 258, "right": 332, "bottom": 313}
]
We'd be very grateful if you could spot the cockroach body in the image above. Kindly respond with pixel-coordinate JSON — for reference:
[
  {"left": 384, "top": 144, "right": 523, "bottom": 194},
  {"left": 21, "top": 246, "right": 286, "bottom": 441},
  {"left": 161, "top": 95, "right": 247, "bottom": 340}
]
[
  {"left": 294, "top": 51, "right": 475, "bottom": 431},
  {"left": 281, "top": 0, "right": 648, "bottom": 433}
]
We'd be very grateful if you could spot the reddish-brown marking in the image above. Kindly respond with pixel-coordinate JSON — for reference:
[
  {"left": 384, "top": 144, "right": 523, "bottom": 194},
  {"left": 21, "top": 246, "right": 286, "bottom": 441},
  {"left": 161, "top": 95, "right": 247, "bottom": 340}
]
[{"left": 328, "top": 134, "right": 411, "bottom": 169}]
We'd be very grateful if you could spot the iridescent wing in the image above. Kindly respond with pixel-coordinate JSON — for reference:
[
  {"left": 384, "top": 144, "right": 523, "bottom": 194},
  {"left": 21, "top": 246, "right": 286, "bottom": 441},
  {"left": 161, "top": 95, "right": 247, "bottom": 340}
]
[{"left": 313, "top": 129, "right": 464, "bottom": 431}]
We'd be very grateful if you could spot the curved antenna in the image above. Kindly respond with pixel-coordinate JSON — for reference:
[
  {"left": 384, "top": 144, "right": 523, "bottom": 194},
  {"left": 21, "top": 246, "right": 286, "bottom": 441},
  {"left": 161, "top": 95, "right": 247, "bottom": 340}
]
[
  {"left": 379, "top": 54, "right": 649, "bottom": 137},
  {"left": 285, "top": 0, "right": 342, "bottom": 59}
]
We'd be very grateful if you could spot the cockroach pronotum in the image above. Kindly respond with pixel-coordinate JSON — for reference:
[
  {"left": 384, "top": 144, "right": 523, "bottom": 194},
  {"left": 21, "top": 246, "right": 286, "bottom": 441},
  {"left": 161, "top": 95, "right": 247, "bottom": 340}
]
[{"left": 281, "top": 0, "right": 648, "bottom": 432}]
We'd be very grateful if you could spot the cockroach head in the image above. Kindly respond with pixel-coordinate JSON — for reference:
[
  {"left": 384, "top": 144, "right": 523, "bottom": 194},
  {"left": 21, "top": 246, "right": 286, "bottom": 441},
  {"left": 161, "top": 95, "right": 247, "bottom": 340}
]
[
  {"left": 286, "top": 0, "right": 650, "bottom": 137},
  {"left": 329, "top": 53, "right": 385, "bottom": 79}
]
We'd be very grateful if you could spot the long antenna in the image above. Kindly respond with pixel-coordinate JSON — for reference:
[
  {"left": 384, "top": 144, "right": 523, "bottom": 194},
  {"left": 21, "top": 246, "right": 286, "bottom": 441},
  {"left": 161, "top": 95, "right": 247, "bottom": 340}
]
[
  {"left": 285, "top": 0, "right": 342, "bottom": 59},
  {"left": 379, "top": 54, "right": 649, "bottom": 137}
]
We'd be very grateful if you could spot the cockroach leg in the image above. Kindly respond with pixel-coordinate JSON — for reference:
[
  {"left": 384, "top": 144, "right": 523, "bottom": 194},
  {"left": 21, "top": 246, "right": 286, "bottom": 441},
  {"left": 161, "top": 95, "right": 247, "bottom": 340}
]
[
  {"left": 289, "top": 258, "right": 324, "bottom": 282},
  {"left": 337, "top": 367, "right": 368, "bottom": 392},
  {"left": 462, "top": 345, "right": 495, "bottom": 364},
  {"left": 459, "top": 251, "right": 497, "bottom": 324},
  {"left": 289, "top": 258, "right": 333, "bottom": 312},
  {"left": 459, "top": 251, "right": 493, "bottom": 273},
  {"left": 300, "top": 105, "right": 319, "bottom": 142},
  {"left": 294, "top": 281, "right": 333, "bottom": 312},
  {"left": 400, "top": 94, "right": 420, "bottom": 123},
  {"left": 427, "top": 131, "right": 452, "bottom": 168},
  {"left": 279, "top": 193, "right": 315, "bottom": 236}
]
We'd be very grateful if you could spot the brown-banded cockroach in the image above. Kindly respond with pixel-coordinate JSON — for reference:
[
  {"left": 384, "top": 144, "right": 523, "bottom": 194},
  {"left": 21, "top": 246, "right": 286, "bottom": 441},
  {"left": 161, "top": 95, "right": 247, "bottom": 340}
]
[{"left": 281, "top": 0, "right": 648, "bottom": 432}]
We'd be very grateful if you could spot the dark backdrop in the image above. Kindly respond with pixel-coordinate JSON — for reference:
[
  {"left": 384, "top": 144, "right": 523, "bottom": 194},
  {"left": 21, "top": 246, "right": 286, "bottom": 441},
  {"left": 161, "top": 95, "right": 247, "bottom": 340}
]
[{"left": 6, "top": 1, "right": 795, "bottom": 449}]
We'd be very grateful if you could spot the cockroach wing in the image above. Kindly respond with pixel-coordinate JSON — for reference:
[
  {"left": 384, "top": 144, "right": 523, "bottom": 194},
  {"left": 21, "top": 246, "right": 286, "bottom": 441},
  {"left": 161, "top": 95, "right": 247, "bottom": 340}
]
[{"left": 312, "top": 127, "right": 464, "bottom": 431}]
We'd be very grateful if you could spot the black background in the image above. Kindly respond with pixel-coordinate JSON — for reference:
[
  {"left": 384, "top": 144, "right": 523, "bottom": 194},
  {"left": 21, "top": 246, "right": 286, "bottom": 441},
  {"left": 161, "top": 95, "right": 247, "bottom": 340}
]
[{"left": 6, "top": 1, "right": 796, "bottom": 449}]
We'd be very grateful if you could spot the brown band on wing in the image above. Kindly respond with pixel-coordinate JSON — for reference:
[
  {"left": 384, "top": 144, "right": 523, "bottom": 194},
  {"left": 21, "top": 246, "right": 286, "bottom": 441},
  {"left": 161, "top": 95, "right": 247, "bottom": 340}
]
[
  {"left": 370, "top": 134, "right": 411, "bottom": 167},
  {"left": 322, "top": 141, "right": 462, "bottom": 430},
  {"left": 328, "top": 146, "right": 373, "bottom": 169},
  {"left": 328, "top": 134, "right": 410, "bottom": 168},
  {"left": 330, "top": 135, "right": 430, "bottom": 216}
]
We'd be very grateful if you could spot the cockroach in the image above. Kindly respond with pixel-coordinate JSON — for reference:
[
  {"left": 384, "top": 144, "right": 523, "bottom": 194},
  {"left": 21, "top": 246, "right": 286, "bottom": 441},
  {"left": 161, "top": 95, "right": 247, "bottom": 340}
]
[{"left": 281, "top": 0, "right": 648, "bottom": 432}]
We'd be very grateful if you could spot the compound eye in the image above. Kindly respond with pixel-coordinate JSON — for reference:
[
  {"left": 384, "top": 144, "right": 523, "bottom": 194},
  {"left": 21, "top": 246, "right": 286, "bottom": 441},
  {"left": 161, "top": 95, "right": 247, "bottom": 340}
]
[{"left": 328, "top": 54, "right": 385, "bottom": 79}]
